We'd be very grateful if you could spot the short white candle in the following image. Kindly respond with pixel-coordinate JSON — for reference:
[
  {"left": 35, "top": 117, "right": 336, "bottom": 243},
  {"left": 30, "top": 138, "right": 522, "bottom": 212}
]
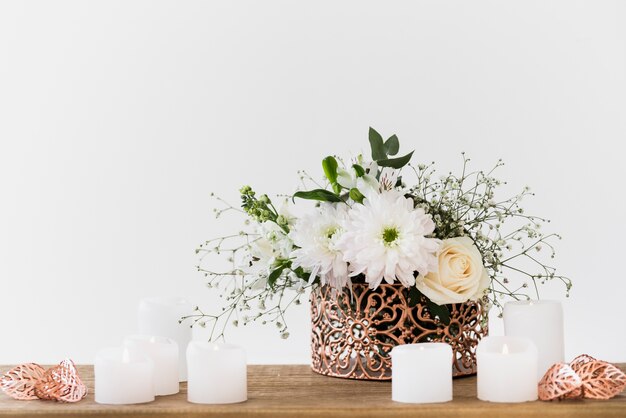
[
  {"left": 477, "top": 336, "right": 538, "bottom": 403},
  {"left": 187, "top": 341, "right": 247, "bottom": 404},
  {"left": 503, "top": 300, "right": 564, "bottom": 379},
  {"left": 124, "top": 335, "right": 179, "bottom": 396},
  {"left": 138, "top": 297, "right": 193, "bottom": 381},
  {"left": 391, "top": 343, "right": 453, "bottom": 403},
  {"left": 94, "top": 347, "right": 155, "bottom": 405}
]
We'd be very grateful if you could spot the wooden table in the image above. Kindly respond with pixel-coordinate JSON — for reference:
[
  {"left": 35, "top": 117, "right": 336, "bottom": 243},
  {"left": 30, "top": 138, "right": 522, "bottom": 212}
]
[{"left": 1, "top": 364, "right": 624, "bottom": 417}]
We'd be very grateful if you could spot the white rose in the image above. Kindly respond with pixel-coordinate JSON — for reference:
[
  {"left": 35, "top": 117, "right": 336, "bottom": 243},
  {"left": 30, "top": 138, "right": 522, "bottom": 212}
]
[{"left": 415, "top": 236, "right": 489, "bottom": 305}]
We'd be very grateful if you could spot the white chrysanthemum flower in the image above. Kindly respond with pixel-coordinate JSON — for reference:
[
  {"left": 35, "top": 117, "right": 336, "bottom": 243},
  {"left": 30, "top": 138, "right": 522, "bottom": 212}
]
[
  {"left": 337, "top": 190, "right": 440, "bottom": 289},
  {"left": 289, "top": 203, "right": 350, "bottom": 289}
]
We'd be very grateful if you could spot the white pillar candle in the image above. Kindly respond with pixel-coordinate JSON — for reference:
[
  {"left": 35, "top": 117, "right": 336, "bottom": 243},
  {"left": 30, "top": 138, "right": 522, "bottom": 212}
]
[
  {"left": 124, "top": 335, "right": 179, "bottom": 396},
  {"left": 187, "top": 342, "right": 247, "bottom": 404},
  {"left": 138, "top": 297, "right": 193, "bottom": 381},
  {"left": 391, "top": 343, "right": 453, "bottom": 403},
  {"left": 477, "top": 336, "right": 538, "bottom": 403},
  {"left": 94, "top": 347, "right": 155, "bottom": 405},
  {"left": 503, "top": 300, "right": 564, "bottom": 380}
]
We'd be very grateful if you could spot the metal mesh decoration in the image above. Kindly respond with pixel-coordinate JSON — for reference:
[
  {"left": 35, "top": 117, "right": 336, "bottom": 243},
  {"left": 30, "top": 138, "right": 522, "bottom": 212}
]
[
  {"left": 570, "top": 355, "right": 626, "bottom": 400},
  {"left": 310, "top": 283, "right": 488, "bottom": 380},
  {"left": 538, "top": 363, "right": 583, "bottom": 401},
  {"left": 538, "top": 355, "right": 626, "bottom": 401},
  {"left": 0, "top": 363, "right": 46, "bottom": 400},
  {"left": 34, "top": 359, "right": 87, "bottom": 403},
  {"left": 1, "top": 359, "right": 87, "bottom": 403}
]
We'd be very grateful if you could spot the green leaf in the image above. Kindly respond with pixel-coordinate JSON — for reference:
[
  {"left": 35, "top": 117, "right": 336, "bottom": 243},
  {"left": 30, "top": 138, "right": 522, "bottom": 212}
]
[
  {"left": 427, "top": 301, "right": 451, "bottom": 325},
  {"left": 368, "top": 127, "right": 386, "bottom": 160},
  {"left": 407, "top": 286, "right": 423, "bottom": 307},
  {"left": 352, "top": 164, "right": 365, "bottom": 177},
  {"left": 293, "top": 189, "right": 343, "bottom": 203},
  {"left": 377, "top": 151, "right": 414, "bottom": 169},
  {"left": 384, "top": 134, "right": 399, "bottom": 156},
  {"left": 349, "top": 188, "right": 365, "bottom": 204},
  {"left": 322, "top": 156, "right": 338, "bottom": 181},
  {"left": 268, "top": 266, "right": 285, "bottom": 288},
  {"left": 322, "top": 156, "right": 341, "bottom": 194},
  {"left": 292, "top": 266, "right": 306, "bottom": 280},
  {"left": 407, "top": 286, "right": 450, "bottom": 324}
]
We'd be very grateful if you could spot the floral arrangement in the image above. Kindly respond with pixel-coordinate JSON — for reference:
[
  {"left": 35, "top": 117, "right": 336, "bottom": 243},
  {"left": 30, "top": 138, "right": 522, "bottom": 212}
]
[{"left": 190, "top": 128, "right": 571, "bottom": 340}]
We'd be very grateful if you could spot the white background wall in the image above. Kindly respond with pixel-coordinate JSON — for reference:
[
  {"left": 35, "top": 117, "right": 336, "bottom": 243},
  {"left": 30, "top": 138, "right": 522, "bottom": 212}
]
[{"left": 1, "top": 0, "right": 624, "bottom": 364}]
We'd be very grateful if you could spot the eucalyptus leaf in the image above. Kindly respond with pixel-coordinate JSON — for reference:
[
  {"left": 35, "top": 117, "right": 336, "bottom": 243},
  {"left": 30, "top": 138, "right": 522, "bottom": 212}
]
[
  {"left": 293, "top": 189, "right": 343, "bottom": 203},
  {"left": 377, "top": 151, "right": 414, "bottom": 169},
  {"left": 368, "top": 127, "right": 386, "bottom": 160},
  {"left": 384, "top": 134, "right": 399, "bottom": 156}
]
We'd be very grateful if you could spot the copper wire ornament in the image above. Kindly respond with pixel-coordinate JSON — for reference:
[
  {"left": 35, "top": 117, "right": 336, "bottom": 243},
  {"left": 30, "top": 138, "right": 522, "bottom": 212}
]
[
  {"left": 34, "top": 359, "right": 87, "bottom": 403},
  {"left": 538, "top": 363, "right": 583, "bottom": 401},
  {"left": 539, "top": 354, "right": 626, "bottom": 401},
  {"left": 0, "top": 363, "right": 46, "bottom": 400},
  {"left": 570, "top": 355, "right": 626, "bottom": 400},
  {"left": 1, "top": 359, "right": 86, "bottom": 403}
]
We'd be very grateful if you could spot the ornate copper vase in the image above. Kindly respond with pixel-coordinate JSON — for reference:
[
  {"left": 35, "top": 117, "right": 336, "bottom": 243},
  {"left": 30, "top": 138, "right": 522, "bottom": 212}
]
[{"left": 310, "top": 283, "right": 488, "bottom": 380}]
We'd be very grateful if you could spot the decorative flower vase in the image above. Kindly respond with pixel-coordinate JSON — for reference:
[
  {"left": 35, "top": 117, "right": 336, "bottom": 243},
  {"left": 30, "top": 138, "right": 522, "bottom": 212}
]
[{"left": 310, "top": 283, "right": 488, "bottom": 380}]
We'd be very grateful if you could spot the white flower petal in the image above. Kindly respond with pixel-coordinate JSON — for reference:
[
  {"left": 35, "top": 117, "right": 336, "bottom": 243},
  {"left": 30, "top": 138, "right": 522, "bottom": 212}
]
[
  {"left": 289, "top": 203, "right": 350, "bottom": 289},
  {"left": 336, "top": 169, "right": 356, "bottom": 189},
  {"left": 416, "top": 236, "right": 489, "bottom": 305},
  {"left": 336, "top": 190, "right": 440, "bottom": 290}
]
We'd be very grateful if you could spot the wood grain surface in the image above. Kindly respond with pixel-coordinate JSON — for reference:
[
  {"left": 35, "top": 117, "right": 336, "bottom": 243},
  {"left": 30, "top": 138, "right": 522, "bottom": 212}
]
[{"left": 0, "top": 364, "right": 624, "bottom": 417}]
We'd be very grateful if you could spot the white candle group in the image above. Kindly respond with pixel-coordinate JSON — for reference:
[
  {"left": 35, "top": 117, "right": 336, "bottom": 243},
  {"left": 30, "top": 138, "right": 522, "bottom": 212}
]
[
  {"left": 187, "top": 342, "right": 247, "bottom": 404},
  {"left": 391, "top": 343, "right": 453, "bottom": 404},
  {"left": 503, "top": 300, "right": 564, "bottom": 380},
  {"left": 92, "top": 296, "right": 568, "bottom": 405},
  {"left": 94, "top": 347, "right": 155, "bottom": 405},
  {"left": 138, "top": 297, "right": 193, "bottom": 381},
  {"left": 477, "top": 336, "right": 538, "bottom": 403},
  {"left": 124, "top": 335, "right": 179, "bottom": 396}
]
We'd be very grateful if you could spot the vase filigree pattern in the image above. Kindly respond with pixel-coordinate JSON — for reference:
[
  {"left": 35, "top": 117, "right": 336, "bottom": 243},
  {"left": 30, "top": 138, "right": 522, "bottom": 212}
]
[{"left": 310, "top": 283, "right": 487, "bottom": 380}]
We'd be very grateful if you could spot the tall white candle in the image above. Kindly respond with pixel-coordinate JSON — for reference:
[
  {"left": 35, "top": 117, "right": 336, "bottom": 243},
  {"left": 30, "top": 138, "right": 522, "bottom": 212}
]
[
  {"left": 391, "top": 343, "right": 453, "bottom": 403},
  {"left": 94, "top": 347, "right": 155, "bottom": 405},
  {"left": 124, "top": 335, "right": 179, "bottom": 396},
  {"left": 477, "top": 336, "right": 538, "bottom": 403},
  {"left": 187, "top": 342, "right": 247, "bottom": 404},
  {"left": 503, "top": 300, "right": 564, "bottom": 380},
  {"left": 138, "top": 297, "right": 193, "bottom": 381}
]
